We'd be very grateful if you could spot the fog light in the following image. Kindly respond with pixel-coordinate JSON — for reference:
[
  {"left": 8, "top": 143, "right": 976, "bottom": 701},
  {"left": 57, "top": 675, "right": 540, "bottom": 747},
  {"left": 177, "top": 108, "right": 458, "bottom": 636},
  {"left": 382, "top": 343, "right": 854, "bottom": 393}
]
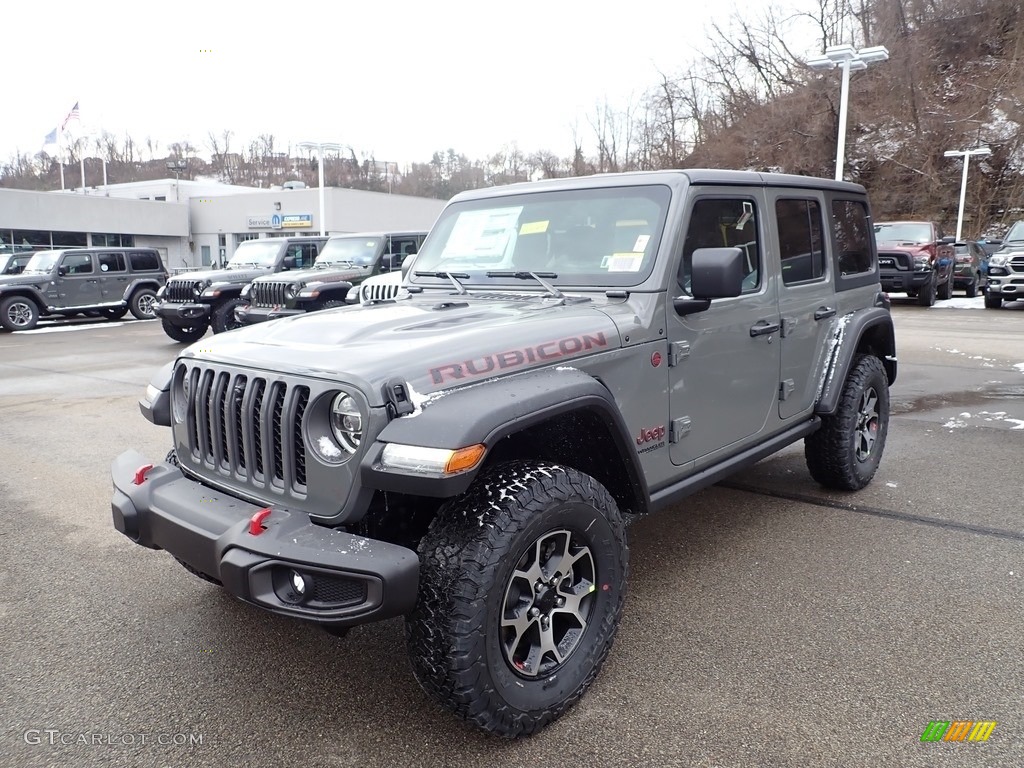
[{"left": 291, "top": 570, "right": 307, "bottom": 596}]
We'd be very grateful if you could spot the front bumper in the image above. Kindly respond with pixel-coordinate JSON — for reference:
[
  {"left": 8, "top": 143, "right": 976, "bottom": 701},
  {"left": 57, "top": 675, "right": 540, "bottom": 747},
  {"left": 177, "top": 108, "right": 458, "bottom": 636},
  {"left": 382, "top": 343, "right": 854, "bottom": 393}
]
[
  {"left": 879, "top": 270, "right": 931, "bottom": 293},
  {"left": 154, "top": 301, "right": 211, "bottom": 326},
  {"left": 986, "top": 277, "right": 1024, "bottom": 298},
  {"left": 234, "top": 304, "right": 304, "bottom": 325},
  {"left": 110, "top": 449, "right": 419, "bottom": 627}
]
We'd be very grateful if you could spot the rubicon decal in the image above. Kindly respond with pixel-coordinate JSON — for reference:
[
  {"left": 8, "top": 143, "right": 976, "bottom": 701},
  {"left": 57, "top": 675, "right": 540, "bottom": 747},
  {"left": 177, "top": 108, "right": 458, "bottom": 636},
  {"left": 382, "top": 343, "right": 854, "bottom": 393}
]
[{"left": 429, "top": 332, "right": 609, "bottom": 384}]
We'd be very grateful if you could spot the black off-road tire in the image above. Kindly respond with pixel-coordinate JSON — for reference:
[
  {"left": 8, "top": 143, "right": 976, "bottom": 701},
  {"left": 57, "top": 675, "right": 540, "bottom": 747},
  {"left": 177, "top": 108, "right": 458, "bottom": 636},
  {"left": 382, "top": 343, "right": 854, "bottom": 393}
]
[
  {"left": 805, "top": 354, "right": 889, "bottom": 491},
  {"left": 101, "top": 307, "right": 129, "bottom": 320},
  {"left": 129, "top": 288, "right": 158, "bottom": 320},
  {"left": 937, "top": 272, "right": 953, "bottom": 300},
  {"left": 984, "top": 292, "right": 1002, "bottom": 309},
  {"left": 407, "top": 461, "right": 628, "bottom": 738},
  {"left": 0, "top": 295, "right": 40, "bottom": 331},
  {"left": 211, "top": 298, "right": 248, "bottom": 334},
  {"left": 916, "top": 278, "right": 936, "bottom": 307},
  {"left": 161, "top": 317, "right": 207, "bottom": 343}
]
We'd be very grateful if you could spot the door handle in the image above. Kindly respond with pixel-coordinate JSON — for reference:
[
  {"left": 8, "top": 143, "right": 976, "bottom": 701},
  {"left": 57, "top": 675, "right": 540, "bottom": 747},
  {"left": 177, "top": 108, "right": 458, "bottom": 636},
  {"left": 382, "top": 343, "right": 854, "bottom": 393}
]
[
  {"left": 750, "top": 320, "right": 781, "bottom": 337},
  {"left": 814, "top": 306, "right": 836, "bottom": 320}
]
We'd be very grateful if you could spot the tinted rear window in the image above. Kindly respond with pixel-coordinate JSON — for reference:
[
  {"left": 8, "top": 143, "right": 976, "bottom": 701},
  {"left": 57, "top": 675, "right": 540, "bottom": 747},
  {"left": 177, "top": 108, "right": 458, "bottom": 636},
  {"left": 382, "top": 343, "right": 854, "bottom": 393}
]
[{"left": 129, "top": 251, "right": 161, "bottom": 271}]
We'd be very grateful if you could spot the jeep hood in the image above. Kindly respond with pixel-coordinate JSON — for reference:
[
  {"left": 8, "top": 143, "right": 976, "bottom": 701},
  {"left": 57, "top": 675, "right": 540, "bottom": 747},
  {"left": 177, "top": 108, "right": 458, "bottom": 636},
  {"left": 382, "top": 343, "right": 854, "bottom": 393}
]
[
  {"left": 0, "top": 273, "right": 47, "bottom": 289},
  {"left": 257, "top": 265, "right": 373, "bottom": 285},
  {"left": 169, "top": 267, "right": 271, "bottom": 284},
  {"left": 182, "top": 297, "right": 621, "bottom": 405}
]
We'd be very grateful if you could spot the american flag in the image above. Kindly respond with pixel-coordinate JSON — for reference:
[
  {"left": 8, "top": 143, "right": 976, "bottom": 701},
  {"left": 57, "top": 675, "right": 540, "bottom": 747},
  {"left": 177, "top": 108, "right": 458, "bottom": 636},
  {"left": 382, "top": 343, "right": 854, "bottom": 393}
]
[{"left": 60, "top": 102, "right": 80, "bottom": 132}]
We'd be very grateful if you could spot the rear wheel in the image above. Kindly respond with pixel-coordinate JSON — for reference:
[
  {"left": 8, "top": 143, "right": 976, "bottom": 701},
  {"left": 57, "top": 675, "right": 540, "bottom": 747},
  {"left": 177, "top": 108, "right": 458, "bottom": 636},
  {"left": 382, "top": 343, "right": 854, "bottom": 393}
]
[
  {"left": 129, "top": 288, "right": 158, "bottom": 319},
  {"left": 161, "top": 317, "right": 207, "bottom": 343},
  {"left": 984, "top": 292, "right": 1002, "bottom": 309},
  {"left": 937, "top": 273, "right": 953, "bottom": 300},
  {"left": 211, "top": 298, "right": 248, "bottom": 333},
  {"left": 965, "top": 275, "right": 978, "bottom": 298},
  {"left": 805, "top": 355, "right": 889, "bottom": 491},
  {"left": 0, "top": 295, "right": 40, "bottom": 331},
  {"left": 407, "top": 461, "right": 628, "bottom": 738}
]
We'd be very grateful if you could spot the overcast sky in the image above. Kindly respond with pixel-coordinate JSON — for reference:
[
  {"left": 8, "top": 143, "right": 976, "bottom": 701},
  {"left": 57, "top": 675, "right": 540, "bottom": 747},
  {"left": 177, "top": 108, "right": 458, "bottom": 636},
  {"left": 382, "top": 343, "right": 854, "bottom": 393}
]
[{"left": 3, "top": 0, "right": 818, "bottom": 167}]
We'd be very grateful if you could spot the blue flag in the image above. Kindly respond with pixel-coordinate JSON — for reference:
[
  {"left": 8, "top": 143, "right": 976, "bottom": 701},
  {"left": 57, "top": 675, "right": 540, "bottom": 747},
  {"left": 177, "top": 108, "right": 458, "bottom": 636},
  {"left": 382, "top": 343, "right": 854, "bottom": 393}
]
[{"left": 44, "top": 127, "right": 57, "bottom": 147}]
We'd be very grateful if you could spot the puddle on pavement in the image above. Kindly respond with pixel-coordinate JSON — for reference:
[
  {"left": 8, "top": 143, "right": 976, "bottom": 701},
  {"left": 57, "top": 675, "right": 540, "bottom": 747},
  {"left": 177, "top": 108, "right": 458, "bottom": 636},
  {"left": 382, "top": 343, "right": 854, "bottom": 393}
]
[{"left": 891, "top": 385, "right": 1024, "bottom": 415}]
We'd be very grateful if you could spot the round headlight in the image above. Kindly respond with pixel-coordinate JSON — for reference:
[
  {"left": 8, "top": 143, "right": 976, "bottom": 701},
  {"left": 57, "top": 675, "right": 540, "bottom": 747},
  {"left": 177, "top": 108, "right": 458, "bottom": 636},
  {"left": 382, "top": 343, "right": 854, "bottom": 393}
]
[
  {"left": 330, "top": 393, "right": 362, "bottom": 454},
  {"left": 285, "top": 283, "right": 301, "bottom": 299}
]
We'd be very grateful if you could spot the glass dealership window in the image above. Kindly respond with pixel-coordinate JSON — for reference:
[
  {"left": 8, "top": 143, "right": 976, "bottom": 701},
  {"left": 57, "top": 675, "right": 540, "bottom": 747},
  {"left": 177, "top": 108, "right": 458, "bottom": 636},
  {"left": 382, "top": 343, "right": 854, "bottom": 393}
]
[
  {"left": 91, "top": 233, "right": 135, "bottom": 247},
  {"left": 52, "top": 231, "right": 88, "bottom": 247},
  {"left": 12, "top": 230, "right": 51, "bottom": 248}
]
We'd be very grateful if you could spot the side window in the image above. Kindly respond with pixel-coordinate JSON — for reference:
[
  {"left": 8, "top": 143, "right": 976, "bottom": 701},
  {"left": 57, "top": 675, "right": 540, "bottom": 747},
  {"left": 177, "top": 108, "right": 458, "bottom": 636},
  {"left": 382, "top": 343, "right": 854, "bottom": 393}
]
[
  {"left": 128, "top": 251, "right": 160, "bottom": 271},
  {"left": 679, "top": 198, "right": 761, "bottom": 294},
  {"left": 776, "top": 199, "right": 826, "bottom": 285},
  {"left": 98, "top": 252, "right": 126, "bottom": 273},
  {"left": 286, "top": 244, "right": 316, "bottom": 269},
  {"left": 62, "top": 253, "right": 93, "bottom": 275},
  {"left": 831, "top": 199, "right": 873, "bottom": 275},
  {"left": 393, "top": 237, "right": 419, "bottom": 257}
]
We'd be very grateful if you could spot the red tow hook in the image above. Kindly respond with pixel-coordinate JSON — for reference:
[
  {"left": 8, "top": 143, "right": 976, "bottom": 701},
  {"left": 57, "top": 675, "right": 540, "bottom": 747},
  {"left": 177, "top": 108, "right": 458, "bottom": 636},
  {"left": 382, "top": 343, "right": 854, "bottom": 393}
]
[
  {"left": 249, "top": 508, "right": 272, "bottom": 536},
  {"left": 133, "top": 464, "right": 155, "bottom": 485}
]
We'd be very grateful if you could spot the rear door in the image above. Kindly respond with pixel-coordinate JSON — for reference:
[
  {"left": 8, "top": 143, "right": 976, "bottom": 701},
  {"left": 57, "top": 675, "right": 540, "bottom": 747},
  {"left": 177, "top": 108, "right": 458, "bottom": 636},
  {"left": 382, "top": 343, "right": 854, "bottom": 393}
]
[{"left": 96, "top": 251, "right": 128, "bottom": 304}]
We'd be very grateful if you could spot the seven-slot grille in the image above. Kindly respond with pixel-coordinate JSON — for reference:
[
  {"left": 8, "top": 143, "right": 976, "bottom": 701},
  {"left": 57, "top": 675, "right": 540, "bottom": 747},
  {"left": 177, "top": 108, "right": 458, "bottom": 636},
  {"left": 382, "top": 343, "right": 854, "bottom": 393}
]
[
  {"left": 184, "top": 366, "right": 309, "bottom": 493},
  {"left": 250, "top": 281, "right": 290, "bottom": 307},
  {"left": 359, "top": 281, "right": 401, "bottom": 303},
  {"left": 165, "top": 280, "right": 205, "bottom": 303}
]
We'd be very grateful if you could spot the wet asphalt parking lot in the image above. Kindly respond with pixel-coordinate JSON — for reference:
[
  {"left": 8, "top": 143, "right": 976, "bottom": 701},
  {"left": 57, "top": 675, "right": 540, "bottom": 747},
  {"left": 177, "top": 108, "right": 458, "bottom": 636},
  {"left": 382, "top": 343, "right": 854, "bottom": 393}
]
[{"left": 1, "top": 297, "right": 1022, "bottom": 768}]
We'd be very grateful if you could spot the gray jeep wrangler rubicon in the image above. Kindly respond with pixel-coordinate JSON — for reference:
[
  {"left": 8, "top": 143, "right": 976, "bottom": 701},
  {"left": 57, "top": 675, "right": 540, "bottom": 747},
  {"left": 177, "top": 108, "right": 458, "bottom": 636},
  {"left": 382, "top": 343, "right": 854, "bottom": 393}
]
[
  {"left": 154, "top": 236, "right": 327, "bottom": 342},
  {"left": 111, "top": 170, "right": 896, "bottom": 738},
  {"left": 234, "top": 231, "right": 426, "bottom": 325}
]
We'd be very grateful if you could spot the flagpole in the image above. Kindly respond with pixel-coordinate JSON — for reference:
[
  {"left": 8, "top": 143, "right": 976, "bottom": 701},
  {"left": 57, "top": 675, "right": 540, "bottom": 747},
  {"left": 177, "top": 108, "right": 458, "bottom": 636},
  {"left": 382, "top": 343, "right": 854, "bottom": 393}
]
[
  {"left": 80, "top": 149, "right": 86, "bottom": 194},
  {"left": 59, "top": 132, "right": 66, "bottom": 191}
]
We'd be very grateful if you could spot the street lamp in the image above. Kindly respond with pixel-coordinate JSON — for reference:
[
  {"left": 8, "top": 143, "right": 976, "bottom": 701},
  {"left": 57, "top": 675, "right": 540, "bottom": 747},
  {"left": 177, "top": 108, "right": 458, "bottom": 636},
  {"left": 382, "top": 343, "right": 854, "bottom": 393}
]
[
  {"left": 807, "top": 44, "right": 890, "bottom": 181},
  {"left": 297, "top": 141, "right": 344, "bottom": 236},
  {"left": 943, "top": 146, "right": 991, "bottom": 242},
  {"left": 166, "top": 160, "right": 187, "bottom": 202}
]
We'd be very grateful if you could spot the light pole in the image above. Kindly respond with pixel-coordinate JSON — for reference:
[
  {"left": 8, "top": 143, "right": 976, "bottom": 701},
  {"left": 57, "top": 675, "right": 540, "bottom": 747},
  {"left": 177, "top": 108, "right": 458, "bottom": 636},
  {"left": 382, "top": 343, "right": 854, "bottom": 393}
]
[
  {"left": 297, "top": 141, "right": 343, "bottom": 236},
  {"left": 166, "top": 160, "right": 187, "bottom": 203},
  {"left": 807, "top": 44, "right": 890, "bottom": 181},
  {"left": 943, "top": 146, "right": 991, "bottom": 242}
]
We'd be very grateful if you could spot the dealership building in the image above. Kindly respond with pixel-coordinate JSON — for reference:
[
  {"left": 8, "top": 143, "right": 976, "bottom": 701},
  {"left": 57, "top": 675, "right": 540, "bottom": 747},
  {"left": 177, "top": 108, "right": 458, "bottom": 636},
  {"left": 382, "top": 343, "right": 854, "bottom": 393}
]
[{"left": 0, "top": 179, "right": 447, "bottom": 271}]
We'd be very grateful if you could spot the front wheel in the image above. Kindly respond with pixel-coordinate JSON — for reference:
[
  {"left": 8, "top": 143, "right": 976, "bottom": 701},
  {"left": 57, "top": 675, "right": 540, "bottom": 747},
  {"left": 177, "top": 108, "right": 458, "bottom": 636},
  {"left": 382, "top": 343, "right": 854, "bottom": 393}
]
[
  {"left": 211, "top": 298, "right": 248, "bottom": 333},
  {"left": 965, "top": 275, "right": 978, "bottom": 298},
  {"left": 161, "top": 317, "right": 208, "bottom": 343},
  {"left": 129, "top": 288, "right": 158, "bottom": 319},
  {"left": 916, "top": 278, "right": 936, "bottom": 307},
  {"left": 0, "top": 295, "right": 40, "bottom": 331},
  {"left": 805, "top": 354, "right": 890, "bottom": 491},
  {"left": 407, "top": 461, "right": 628, "bottom": 738},
  {"left": 937, "top": 272, "right": 953, "bottom": 300},
  {"left": 984, "top": 292, "right": 1002, "bottom": 309}
]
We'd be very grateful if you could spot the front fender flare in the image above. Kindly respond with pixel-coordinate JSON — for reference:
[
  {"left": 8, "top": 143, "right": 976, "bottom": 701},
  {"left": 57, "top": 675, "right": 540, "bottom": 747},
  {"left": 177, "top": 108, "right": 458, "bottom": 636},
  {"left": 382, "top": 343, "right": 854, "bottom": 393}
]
[
  {"left": 816, "top": 307, "right": 896, "bottom": 415},
  {"left": 360, "top": 368, "right": 647, "bottom": 506}
]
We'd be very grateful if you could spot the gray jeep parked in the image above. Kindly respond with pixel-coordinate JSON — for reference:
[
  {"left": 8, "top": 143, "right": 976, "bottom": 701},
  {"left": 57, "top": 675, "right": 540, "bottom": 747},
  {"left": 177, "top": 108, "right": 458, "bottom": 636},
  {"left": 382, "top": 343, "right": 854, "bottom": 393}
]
[
  {"left": 111, "top": 170, "right": 896, "bottom": 738},
  {"left": 154, "top": 236, "right": 327, "bottom": 342},
  {"left": 234, "top": 231, "right": 426, "bottom": 325},
  {"left": 0, "top": 247, "right": 166, "bottom": 332}
]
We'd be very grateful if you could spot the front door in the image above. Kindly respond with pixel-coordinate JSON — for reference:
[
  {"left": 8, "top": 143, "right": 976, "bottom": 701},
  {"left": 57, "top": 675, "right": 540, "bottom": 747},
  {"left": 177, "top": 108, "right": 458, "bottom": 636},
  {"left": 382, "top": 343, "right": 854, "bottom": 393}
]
[
  {"left": 668, "top": 192, "right": 781, "bottom": 467},
  {"left": 54, "top": 252, "right": 103, "bottom": 310}
]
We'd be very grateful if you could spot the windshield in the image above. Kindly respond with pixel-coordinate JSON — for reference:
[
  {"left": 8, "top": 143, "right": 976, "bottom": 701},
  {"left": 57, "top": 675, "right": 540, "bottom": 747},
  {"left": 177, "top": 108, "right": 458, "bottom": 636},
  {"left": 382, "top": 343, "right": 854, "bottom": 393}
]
[
  {"left": 315, "top": 237, "right": 382, "bottom": 267},
  {"left": 1004, "top": 220, "right": 1024, "bottom": 243},
  {"left": 227, "top": 240, "right": 282, "bottom": 268},
  {"left": 874, "top": 223, "right": 932, "bottom": 243},
  {"left": 410, "top": 185, "right": 671, "bottom": 288},
  {"left": 24, "top": 250, "right": 62, "bottom": 274}
]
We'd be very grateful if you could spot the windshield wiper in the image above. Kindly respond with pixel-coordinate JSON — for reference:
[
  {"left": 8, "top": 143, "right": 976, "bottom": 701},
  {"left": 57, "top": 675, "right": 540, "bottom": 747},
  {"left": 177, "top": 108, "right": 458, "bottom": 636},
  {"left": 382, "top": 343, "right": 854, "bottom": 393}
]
[
  {"left": 414, "top": 271, "right": 470, "bottom": 295},
  {"left": 486, "top": 271, "right": 563, "bottom": 299}
]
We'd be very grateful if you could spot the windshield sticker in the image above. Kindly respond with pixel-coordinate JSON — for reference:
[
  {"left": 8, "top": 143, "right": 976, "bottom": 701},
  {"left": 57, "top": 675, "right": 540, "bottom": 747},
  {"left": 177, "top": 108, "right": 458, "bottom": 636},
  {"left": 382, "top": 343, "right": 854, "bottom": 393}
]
[
  {"left": 442, "top": 207, "right": 522, "bottom": 260},
  {"left": 633, "top": 234, "right": 651, "bottom": 252},
  {"left": 519, "top": 220, "right": 549, "bottom": 235},
  {"left": 607, "top": 253, "right": 644, "bottom": 272}
]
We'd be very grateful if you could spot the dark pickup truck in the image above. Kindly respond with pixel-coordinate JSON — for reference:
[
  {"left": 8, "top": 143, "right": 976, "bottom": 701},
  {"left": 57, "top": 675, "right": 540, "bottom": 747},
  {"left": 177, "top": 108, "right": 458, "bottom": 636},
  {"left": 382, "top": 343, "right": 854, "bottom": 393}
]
[{"left": 874, "top": 221, "right": 955, "bottom": 306}]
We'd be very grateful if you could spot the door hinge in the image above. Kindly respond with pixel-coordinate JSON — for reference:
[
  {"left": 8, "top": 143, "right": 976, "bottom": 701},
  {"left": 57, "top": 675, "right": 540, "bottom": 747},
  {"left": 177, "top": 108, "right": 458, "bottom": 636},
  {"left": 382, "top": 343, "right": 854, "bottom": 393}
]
[
  {"left": 668, "top": 341, "right": 690, "bottom": 367},
  {"left": 669, "top": 416, "right": 691, "bottom": 443},
  {"left": 779, "top": 379, "right": 795, "bottom": 401},
  {"left": 780, "top": 317, "right": 797, "bottom": 337}
]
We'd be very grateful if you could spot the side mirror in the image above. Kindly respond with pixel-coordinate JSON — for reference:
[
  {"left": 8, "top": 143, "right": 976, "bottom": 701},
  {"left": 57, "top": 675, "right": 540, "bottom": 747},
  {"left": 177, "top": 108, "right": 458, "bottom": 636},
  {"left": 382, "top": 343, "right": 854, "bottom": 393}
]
[
  {"left": 58, "top": 266, "right": 68, "bottom": 276},
  {"left": 674, "top": 247, "right": 745, "bottom": 316},
  {"left": 282, "top": 255, "right": 296, "bottom": 269},
  {"left": 940, "top": 235, "right": 956, "bottom": 244},
  {"left": 401, "top": 255, "right": 417, "bottom": 280}
]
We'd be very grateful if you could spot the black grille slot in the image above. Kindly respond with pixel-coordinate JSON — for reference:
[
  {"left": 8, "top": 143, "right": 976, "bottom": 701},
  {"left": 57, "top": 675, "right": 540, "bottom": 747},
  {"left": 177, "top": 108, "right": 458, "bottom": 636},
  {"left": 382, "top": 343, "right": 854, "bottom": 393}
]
[
  {"left": 311, "top": 576, "right": 367, "bottom": 606},
  {"left": 1009, "top": 256, "right": 1024, "bottom": 274},
  {"left": 166, "top": 280, "right": 202, "bottom": 303},
  {"left": 182, "top": 365, "right": 314, "bottom": 497},
  {"left": 252, "top": 281, "right": 288, "bottom": 307}
]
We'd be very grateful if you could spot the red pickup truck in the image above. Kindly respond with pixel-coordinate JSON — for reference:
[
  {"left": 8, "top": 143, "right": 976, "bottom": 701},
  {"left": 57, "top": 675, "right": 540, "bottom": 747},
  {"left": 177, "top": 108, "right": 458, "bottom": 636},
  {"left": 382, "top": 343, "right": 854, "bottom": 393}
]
[{"left": 874, "top": 221, "right": 956, "bottom": 306}]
